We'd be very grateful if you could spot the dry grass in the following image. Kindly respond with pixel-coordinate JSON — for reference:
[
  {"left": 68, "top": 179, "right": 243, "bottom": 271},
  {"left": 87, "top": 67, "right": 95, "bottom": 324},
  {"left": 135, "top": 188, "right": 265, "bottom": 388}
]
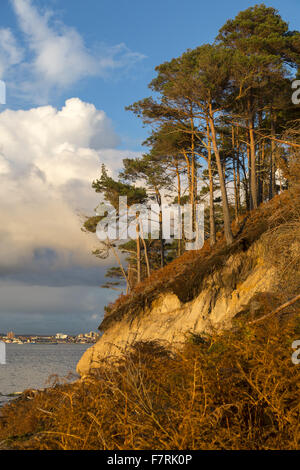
[{"left": 1, "top": 312, "right": 300, "bottom": 450}]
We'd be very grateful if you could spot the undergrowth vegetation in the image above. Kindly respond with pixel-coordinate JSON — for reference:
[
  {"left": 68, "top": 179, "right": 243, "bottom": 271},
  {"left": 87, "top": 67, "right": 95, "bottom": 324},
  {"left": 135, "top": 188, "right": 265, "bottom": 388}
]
[
  {"left": 1, "top": 312, "right": 300, "bottom": 450},
  {"left": 1, "top": 159, "right": 299, "bottom": 451},
  {"left": 100, "top": 177, "right": 300, "bottom": 332}
]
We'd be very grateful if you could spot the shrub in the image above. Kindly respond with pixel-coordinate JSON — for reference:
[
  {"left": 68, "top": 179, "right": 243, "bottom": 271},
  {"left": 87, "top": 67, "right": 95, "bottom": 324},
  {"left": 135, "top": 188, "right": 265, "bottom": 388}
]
[{"left": 1, "top": 312, "right": 300, "bottom": 450}]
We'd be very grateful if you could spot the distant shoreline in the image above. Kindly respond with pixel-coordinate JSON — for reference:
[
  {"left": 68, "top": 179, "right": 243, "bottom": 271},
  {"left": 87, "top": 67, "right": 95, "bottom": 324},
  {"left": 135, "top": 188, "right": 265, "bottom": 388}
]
[{"left": 0, "top": 332, "right": 99, "bottom": 345}]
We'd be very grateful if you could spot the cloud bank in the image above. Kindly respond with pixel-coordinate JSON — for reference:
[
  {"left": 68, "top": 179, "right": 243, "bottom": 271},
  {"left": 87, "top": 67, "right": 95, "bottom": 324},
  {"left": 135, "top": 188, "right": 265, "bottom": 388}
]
[
  {"left": 0, "top": 282, "right": 119, "bottom": 334},
  {"left": 0, "top": 97, "right": 140, "bottom": 283},
  {"left": 0, "top": 1, "right": 144, "bottom": 331}
]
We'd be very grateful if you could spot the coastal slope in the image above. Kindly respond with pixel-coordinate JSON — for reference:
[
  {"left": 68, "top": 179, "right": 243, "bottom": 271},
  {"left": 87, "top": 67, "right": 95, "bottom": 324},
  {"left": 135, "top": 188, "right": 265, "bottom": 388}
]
[{"left": 77, "top": 190, "right": 298, "bottom": 376}]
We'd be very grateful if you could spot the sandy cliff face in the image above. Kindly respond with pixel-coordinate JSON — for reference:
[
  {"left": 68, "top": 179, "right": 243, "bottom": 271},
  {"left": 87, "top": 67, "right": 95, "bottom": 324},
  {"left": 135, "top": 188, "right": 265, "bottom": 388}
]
[{"left": 77, "top": 238, "right": 276, "bottom": 376}]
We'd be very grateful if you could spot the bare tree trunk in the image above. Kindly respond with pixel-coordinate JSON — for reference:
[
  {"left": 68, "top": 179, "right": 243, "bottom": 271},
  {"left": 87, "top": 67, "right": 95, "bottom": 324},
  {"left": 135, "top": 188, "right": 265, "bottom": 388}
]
[
  {"left": 190, "top": 116, "right": 196, "bottom": 233},
  {"left": 269, "top": 111, "right": 277, "bottom": 200},
  {"left": 176, "top": 161, "right": 182, "bottom": 257},
  {"left": 136, "top": 215, "right": 141, "bottom": 284},
  {"left": 191, "top": 154, "right": 195, "bottom": 229},
  {"left": 236, "top": 144, "right": 241, "bottom": 214},
  {"left": 207, "top": 121, "right": 216, "bottom": 246},
  {"left": 155, "top": 188, "right": 164, "bottom": 268},
  {"left": 107, "top": 237, "right": 131, "bottom": 293},
  {"left": 248, "top": 109, "right": 258, "bottom": 210},
  {"left": 257, "top": 111, "right": 263, "bottom": 206},
  {"left": 139, "top": 221, "right": 151, "bottom": 278},
  {"left": 241, "top": 149, "right": 250, "bottom": 211},
  {"left": 246, "top": 137, "right": 251, "bottom": 208},
  {"left": 209, "top": 104, "right": 233, "bottom": 245},
  {"left": 260, "top": 138, "right": 265, "bottom": 203},
  {"left": 183, "top": 150, "right": 192, "bottom": 202},
  {"left": 232, "top": 126, "right": 239, "bottom": 221}
]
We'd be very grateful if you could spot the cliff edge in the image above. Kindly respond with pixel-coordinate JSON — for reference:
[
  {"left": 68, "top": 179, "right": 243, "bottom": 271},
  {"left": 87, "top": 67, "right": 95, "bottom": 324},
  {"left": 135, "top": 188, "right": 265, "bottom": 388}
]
[{"left": 77, "top": 190, "right": 299, "bottom": 376}]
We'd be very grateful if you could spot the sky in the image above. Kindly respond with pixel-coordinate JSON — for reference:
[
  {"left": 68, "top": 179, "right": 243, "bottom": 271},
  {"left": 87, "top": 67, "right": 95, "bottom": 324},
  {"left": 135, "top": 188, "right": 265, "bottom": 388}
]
[{"left": 0, "top": 0, "right": 299, "bottom": 335}]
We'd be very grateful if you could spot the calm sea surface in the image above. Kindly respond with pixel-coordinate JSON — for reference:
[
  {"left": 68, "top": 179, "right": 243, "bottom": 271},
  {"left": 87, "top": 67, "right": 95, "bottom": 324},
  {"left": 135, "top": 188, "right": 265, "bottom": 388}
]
[{"left": 0, "top": 343, "right": 91, "bottom": 406}]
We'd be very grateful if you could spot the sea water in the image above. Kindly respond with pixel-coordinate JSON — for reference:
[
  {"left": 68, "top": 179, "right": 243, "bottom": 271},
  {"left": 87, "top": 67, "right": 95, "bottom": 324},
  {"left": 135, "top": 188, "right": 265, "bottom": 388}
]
[{"left": 0, "top": 343, "right": 91, "bottom": 406}]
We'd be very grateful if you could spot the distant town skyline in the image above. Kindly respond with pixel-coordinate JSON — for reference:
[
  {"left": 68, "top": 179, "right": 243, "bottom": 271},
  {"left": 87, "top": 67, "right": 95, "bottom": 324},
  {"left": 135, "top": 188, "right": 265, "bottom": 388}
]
[{"left": 0, "top": 330, "right": 99, "bottom": 343}]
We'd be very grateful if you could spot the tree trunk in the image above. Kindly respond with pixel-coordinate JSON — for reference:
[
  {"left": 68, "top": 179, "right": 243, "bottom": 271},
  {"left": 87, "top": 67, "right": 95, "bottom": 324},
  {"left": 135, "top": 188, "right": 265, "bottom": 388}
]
[
  {"left": 257, "top": 111, "right": 263, "bottom": 206},
  {"left": 236, "top": 144, "right": 241, "bottom": 214},
  {"left": 269, "top": 111, "right": 277, "bottom": 200},
  {"left": 176, "top": 161, "right": 182, "bottom": 256},
  {"left": 136, "top": 215, "right": 141, "bottom": 284},
  {"left": 207, "top": 121, "right": 216, "bottom": 246},
  {"left": 248, "top": 106, "right": 258, "bottom": 210},
  {"left": 139, "top": 221, "right": 151, "bottom": 278},
  {"left": 241, "top": 149, "right": 250, "bottom": 211},
  {"left": 208, "top": 104, "right": 233, "bottom": 245},
  {"left": 155, "top": 188, "right": 164, "bottom": 268},
  {"left": 108, "top": 237, "right": 131, "bottom": 293},
  {"left": 232, "top": 126, "right": 239, "bottom": 221},
  {"left": 259, "top": 138, "right": 265, "bottom": 203},
  {"left": 190, "top": 116, "right": 196, "bottom": 233}
]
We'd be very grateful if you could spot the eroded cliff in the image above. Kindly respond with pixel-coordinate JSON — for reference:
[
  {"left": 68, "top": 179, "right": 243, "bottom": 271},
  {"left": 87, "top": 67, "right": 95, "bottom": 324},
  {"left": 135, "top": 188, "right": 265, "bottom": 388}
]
[
  {"left": 77, "top": 189, "right": 299, "bottom": 377},
  {"left": 77, "top": 238, "right": 276, "bottom": 375}
]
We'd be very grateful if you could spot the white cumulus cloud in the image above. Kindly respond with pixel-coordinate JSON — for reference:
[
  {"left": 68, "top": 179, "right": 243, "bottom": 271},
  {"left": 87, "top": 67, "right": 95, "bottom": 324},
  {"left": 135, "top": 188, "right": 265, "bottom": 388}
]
[
  {"left": 0, "top": 98, "right": 140, "bottom": 275},
  {"left": 0, "top": 0, "right": 145, "bottom": 103}
]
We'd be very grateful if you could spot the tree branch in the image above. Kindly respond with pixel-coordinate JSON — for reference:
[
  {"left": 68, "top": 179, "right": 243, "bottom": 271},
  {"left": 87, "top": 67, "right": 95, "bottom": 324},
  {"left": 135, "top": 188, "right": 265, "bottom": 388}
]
[{"left": 249, "top": 293, "right": 300, "bottom": 325}]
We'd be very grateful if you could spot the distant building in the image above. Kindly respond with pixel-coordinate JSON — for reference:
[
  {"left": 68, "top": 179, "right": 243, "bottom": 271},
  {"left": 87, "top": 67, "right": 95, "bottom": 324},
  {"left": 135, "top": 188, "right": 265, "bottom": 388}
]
[
  {"left": 55, "top": 333, "right": 68, "bottom": 340},
  {"left": 85, "top": 331, "right": 99, "bottom": 339}
]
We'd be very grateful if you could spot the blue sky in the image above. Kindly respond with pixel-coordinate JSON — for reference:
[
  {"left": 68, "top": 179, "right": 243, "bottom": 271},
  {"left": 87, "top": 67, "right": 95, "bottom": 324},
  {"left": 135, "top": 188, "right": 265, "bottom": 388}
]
[
  {"left": 2, "top": 0, "right": 300, "bottom": 148},
  {"left": 0, "top": 0, "right": 299, "bottom": 335}
]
